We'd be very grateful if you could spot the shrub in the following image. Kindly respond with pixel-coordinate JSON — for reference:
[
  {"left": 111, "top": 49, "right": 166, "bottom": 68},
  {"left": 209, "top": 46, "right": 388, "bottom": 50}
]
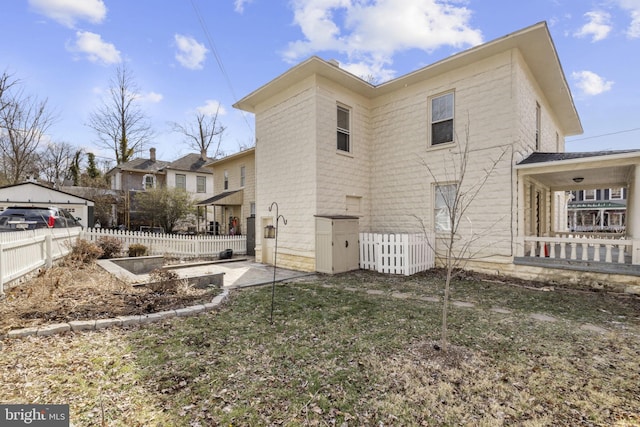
[
  {"left": 147, "top": 268, "right": 180, "bottom": 293},
  {"left": 128, "top": 244, "right": 148, "bottom": 257},
  {"left": 65, "top": 239, "right": 103, "bottom": 265},
  {"left": 96, "top": 236, "right": 124, "bottom": 259}
]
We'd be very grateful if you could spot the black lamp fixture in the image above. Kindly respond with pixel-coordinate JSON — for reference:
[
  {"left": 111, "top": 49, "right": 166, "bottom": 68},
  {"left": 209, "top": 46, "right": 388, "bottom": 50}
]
[{"left": 572, "top": 177, "right": 584, "bottom": 183}]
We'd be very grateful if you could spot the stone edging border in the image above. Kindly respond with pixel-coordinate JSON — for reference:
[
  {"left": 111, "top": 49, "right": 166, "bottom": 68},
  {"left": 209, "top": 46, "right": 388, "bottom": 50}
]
[{"left": 2, "top": 289, "right": 230, "bottom": 340}]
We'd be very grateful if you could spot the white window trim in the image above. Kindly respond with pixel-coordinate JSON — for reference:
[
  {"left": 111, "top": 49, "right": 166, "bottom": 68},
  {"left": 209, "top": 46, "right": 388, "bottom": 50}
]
[
  {"left": 583, "top": 189, "right": 596, "bottom": 201},
  {"left": 434, "top": 182, "right": 457, "bottom": 233},
  {"left": 143, "top": 174, "right": 156, "bottom": 190},
  {"left": 429, "top": 91, "right": 455, "bottom": 147},
  {"left": 610, "top": 187, "right": 623, "bottom": 200}
]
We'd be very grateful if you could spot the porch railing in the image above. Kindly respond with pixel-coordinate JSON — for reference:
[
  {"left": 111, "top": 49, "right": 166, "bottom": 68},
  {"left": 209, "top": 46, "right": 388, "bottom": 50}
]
[{"left": 523, "top": 234, "right": 639, "bottom": 265}]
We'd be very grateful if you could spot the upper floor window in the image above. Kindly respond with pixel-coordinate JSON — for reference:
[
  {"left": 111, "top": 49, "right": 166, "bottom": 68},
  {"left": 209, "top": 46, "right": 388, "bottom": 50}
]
[
  {"left": 197, "top": 176, "right": 206, "bottom": 193},
  {"left": 337, "top": 105, "right": 350, "bottom": 152},
  {"left": 143, "top": 174, "right": 155, "bottom": 190},
  {"left": 583, "top": 189, "right": 596, "bottom": 201},
  {"left": 224, "top": 170, "right": 229, "bottom": 190},
  {"left": 240, "top": 165, "right": 246, "bottom": 187},
  {"left": 610, "top": 188, "right": 624, "bottom": 200},
  {"left": 431, "top": 93, "right": 454, "bottom": 146},
  {"left": 175, "top": 174, "right": 186, "bottom": 190}
]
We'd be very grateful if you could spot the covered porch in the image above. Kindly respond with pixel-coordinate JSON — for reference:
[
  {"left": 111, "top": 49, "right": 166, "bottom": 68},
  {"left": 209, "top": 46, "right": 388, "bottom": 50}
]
[
  {"left": 514, "top": 151, "right": 640, "bottom": 276},
  {"left": 196, "top": 189, "right": 245, "bottom": 235}
]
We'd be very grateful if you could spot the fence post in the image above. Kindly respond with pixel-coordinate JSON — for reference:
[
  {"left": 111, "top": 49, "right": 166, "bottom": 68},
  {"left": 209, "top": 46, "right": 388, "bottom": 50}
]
[{"left": 45, "top": 234, "right": 53, "bottom": 268}]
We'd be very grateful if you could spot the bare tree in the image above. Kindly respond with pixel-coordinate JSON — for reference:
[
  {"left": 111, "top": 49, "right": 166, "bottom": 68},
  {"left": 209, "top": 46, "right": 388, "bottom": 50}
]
[
  {"left": 171, "top": 107, "right": 225, "bottom": 159},
  {"left": 0, "top": 81, "right": 55, "bottom": 185},
  {"left": 88, "top": 65, "right": 153, "bottom": 164},
  {"left": 37, "top": 141, "right": 76, "bottom": 187},
  {"left": 418, "top": 124, "right": 507, "bottom": 352}
]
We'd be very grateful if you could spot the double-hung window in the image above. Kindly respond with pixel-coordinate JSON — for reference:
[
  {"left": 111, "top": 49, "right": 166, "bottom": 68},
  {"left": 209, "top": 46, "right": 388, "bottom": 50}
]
[
  {"left": 583, "top": 189, "right": 596, "bottom": 201},
  {"left": 143, "top": 174, "right": 155, "bottom": 190},
  {"left": 175, "top": 174, "right": 186, "bottom": 190},
  {"left": 337, "top": 105, "right": 350, "bottom": 152},
  {"left": 197, "top": 176, "right": 206, "bottom": 193},
  {"left": 431, "top": 93, "right": 454, "bottom": 146},
  {"left": 240, "top": 166, "right": 246, "bottom": 187},
  {"left": 610, "top": 188, "right": 623, "bottom": 200},
  {"left": 224, "top": 170, "right": 229, "bottom": 190},
  {"left": 434, "top": 183, "right": 457, "bottom": 232}
]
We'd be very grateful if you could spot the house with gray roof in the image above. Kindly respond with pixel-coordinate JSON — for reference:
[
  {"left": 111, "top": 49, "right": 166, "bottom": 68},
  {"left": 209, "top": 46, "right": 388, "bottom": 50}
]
[{"left": 106, "top": 148, "right": 214, "bottom": 231}]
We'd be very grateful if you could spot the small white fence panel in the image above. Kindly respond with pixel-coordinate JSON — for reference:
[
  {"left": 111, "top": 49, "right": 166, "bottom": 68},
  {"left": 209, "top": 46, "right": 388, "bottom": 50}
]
[
  {"left": 360, "top": 232, "right": 434, "bottom": 276},
  {"left": 0, "top": 228, "right": 81, "bottom": 293},
  {"left": 81, "top": 228, "right": 247, "bottom": 258}
]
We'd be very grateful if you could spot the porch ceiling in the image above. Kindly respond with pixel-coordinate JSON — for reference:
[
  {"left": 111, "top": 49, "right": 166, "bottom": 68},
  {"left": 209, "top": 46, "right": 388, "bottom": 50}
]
[
  {"left": 516, "top": 151, "right": 640, "bottom": 191},
  {"left": 526, "top": 165, "right": 632, "bottom": 191}
]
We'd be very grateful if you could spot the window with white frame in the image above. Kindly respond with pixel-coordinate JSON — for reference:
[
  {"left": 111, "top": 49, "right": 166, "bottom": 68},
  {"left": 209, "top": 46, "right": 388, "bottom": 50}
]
[
  {"left": 175, "top": 174, "right": 186, "bottom": 190},
  {"left": 143, "top": 174, "right": 155, "bottom": 190},
  {"left": 240, "top": 165, "right": 246, "bottom": 187},
  {"left": 337, "top": 105, "right": 350, "bottom": 152},
  {"left": 224, "top": 170, "right": 229, "bottom": 190},
  {"left": 434, "top": 183, "right": 457, "bottom": 232},
  {"left": 430, "top": 92, "right": 454, "bottom": 146},
  {"left": 610, "top": 187, "right": 623, "bottom": 200},
  {"left": 197, "top": 176, "right": 206, "bottom": 193},
  {"left": 583, "top": 189, "right": 596, "bottom": 201}
]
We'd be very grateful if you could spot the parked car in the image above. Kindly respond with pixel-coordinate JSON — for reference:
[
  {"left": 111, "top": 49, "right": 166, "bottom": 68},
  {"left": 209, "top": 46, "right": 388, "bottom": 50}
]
[{"left": 0, "top": 206, "right": 82, "bottom": 231}]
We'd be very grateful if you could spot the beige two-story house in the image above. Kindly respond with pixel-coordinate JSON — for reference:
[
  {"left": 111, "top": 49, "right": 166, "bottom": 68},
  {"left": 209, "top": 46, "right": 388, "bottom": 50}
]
[
  {"left": 198, "top": 148, "right": 255, "bottom": 240},
  {"left": 234, "top": 22, "right": 640, "bottom": 286}
]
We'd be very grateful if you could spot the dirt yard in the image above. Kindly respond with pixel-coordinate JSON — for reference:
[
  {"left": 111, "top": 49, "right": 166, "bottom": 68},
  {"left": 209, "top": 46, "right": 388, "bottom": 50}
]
[{"left": 0, "top": 262, "right": 219, "bottom": 335}]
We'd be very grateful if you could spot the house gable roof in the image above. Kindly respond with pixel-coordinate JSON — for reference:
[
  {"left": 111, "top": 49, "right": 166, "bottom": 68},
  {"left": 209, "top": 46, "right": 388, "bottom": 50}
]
[
  {"left": 109, "top": 157, "right": 170, "bottom": 175},
  {"left": 234, "top": 21, "right": 582, "bottom": 137},
  {"left": 206, "top": 147, "right": 255, "bottom": 169},
  {"left": 167, "top": 153, "right": 213, "bottom": 174}
]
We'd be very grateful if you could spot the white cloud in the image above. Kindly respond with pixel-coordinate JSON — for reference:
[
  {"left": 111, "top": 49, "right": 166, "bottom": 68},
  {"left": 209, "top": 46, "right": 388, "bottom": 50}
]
[
  {"left": 196, "top": 100, "right": 227, "bottom": 116},
  {"left": 572, "top": 70, "right": 614, "bottom": 96},
  {"left": 174, "top": 34, "right": 208, "bottom": 70},
  {"left": 234, "top": 0, "right": 253, "bottom": 13},
  {"left": 29, "top": 0, "right": 107, "bottom": 28},
  {"left": 283, "top": 0, "right": 483, "bottom": 82},
  {"left": 137, "top": 92, "right": 163, "bottom": 104},
  {"left": 616, "top": 0, "right": 640, "bottom": 37},
  {"left": 67, "top": 31, "right": 121, "bottom": 65},
  {"left": 574, "top": 10, "right": 612, "bottom": 42}
]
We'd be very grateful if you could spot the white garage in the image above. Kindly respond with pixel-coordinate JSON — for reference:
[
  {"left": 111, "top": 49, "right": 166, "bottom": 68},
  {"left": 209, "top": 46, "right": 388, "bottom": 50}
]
[{"left": 0, "top": 182, "right": 95, "bottom": 228}]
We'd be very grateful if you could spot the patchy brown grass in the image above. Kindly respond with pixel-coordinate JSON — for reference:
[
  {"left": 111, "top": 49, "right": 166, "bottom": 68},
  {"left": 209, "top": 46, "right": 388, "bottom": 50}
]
[{"left": 1, "top": 269, "right": 639, "bottom": 426}]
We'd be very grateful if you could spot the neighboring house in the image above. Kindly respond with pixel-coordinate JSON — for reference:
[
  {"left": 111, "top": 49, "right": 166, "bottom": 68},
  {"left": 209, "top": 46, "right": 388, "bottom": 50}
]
[
  {"left": 198, "top": 147, "right": 255, "bottom": 240},
  {"left": 233, "top": 21, "right": 640, "bottom": 285},
  {"left": 567, "top": 187, "right": 627, "bottom": 233},
  {"left": 106, "top": 148, "right": 214, "bottom": 231},
  {"left": 0, "top": 182, "right": 95, "bottom": 227}
]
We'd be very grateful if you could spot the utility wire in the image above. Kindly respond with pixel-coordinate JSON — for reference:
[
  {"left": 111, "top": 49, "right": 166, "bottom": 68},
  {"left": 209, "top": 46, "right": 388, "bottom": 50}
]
[
  {"left": 189, "top": 0, "right": 255, "bottom": 137},
  {"left": 567, "top": 127, "right": 640, "bottom": 142}
]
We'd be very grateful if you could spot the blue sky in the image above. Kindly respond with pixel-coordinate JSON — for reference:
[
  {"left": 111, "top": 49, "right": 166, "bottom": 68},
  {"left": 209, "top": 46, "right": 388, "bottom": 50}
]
[{"left": 1, "top": 0, "right": 639, "bottom": 167}]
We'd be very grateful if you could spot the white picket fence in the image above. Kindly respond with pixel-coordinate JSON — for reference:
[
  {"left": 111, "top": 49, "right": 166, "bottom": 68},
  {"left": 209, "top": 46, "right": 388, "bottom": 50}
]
[
  {"left": 81, "top": 228, "right": 247, "bottom": 258},
  {"left": 360, "top": 232, "right": 435, "bottom": 276},
  {"left": 0, "top": 227, "right": 82, "bottom": 294}
]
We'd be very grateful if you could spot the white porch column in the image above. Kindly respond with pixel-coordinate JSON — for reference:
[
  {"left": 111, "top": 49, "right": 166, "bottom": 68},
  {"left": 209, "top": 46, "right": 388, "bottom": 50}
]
[
  {"left": 515, "top": 175, "right": 526, "bottom": 257},
  {"left": 629, "top": 165, "right": 640, "bottom": 264}
]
